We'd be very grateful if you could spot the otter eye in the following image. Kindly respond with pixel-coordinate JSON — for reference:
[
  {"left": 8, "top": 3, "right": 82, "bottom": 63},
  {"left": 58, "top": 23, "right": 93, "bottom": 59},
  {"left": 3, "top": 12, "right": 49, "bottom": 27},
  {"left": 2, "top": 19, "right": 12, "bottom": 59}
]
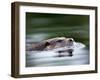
[
  {"left": 45, "top": 42, "right": 50, "bottom": 46},
  {"left": 57, "top": 40, "right": 63, "bottom": 43}
]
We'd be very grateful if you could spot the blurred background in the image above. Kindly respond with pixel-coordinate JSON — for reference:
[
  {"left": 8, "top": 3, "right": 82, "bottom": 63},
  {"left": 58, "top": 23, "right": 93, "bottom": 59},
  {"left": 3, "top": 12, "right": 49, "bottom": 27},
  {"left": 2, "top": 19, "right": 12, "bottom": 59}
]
[
  {"left": 26, "top": 12, "right": 89, "bottom": 67},
  {"left": 26, "top": 12, "right": 89, "bottom": 47}
]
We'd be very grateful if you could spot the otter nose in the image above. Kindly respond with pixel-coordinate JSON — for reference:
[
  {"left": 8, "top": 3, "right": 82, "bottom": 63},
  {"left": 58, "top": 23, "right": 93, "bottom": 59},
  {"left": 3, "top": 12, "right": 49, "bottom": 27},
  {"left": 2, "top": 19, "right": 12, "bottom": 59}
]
[{"left": 68, "top": 38, "right": 73, "bottom": 42}]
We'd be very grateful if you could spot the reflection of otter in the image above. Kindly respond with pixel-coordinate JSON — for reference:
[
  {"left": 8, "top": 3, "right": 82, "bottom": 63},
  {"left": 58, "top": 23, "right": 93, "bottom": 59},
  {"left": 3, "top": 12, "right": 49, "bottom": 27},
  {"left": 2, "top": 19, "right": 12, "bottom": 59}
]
[
  {"left": 28, "top": 37, "right": 74, "bottom": 56},
  {"left": 57, "top": 49, "right": 74, "bottom": 57}
]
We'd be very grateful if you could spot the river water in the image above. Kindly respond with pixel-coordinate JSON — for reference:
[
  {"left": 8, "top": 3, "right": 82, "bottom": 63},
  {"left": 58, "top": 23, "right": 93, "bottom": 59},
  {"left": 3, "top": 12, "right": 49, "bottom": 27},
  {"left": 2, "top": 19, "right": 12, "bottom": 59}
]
[
  {"left": 26, "top": 13, "right": 89, "bottom": 67},
  {"left": 26, "top": 42, "right": 89, "bottom": 67}
]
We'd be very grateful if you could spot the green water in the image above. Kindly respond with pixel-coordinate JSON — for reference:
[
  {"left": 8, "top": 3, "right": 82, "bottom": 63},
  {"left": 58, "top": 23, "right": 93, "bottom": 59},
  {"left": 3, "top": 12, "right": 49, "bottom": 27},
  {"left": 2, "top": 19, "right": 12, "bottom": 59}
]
[{"left": 26, "top": 12, "right": 89, "bottom": 47}]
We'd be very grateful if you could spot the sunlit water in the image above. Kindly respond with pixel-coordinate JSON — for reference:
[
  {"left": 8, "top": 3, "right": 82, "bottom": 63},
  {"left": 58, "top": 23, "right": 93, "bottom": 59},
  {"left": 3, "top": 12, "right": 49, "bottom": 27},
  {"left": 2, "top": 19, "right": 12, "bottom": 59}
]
[{"left": 26, "top": 42, "right": 89, "bottom": 67}]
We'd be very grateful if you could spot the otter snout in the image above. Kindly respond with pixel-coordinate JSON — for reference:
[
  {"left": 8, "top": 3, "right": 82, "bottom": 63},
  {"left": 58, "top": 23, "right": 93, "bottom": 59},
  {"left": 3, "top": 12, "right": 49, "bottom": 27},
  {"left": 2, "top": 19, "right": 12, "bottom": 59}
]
[
  {"left": 68, "top": 38, "right": 74, "bottom": 42},
  {"left": 66, "top": 38, "right": 74, "bottom": 47}
]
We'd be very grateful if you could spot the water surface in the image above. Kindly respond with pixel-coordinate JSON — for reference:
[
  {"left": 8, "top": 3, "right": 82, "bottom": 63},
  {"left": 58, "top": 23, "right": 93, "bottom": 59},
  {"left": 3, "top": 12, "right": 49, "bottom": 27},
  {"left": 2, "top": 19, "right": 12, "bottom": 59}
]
[
  {"left": 26, "top": 12, "right": 89, "bottom": 67},
  {"left": 26, "top": 42, "right": 89, "bottom": 67}
]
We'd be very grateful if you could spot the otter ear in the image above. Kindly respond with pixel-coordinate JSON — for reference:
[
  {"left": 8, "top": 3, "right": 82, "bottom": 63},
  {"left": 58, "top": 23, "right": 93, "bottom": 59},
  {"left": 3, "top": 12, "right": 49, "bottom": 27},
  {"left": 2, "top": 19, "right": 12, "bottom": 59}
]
[{"left": 45, "top": 42, "right": 50, "bottom": 47}]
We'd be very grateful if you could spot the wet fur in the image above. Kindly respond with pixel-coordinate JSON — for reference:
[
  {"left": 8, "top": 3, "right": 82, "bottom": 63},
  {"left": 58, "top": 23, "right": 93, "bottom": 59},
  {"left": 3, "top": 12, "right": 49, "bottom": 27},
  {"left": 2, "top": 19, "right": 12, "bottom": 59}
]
[{"left": 27, "top": 37, "right": 74, "bottom": 51}]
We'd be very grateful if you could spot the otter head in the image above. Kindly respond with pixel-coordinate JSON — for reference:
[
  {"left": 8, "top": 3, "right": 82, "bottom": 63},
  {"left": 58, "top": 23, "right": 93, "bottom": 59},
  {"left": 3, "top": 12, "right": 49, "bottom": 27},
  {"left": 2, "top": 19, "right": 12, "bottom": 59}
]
[
  {"left": 65, "top": 38, "right": 74, "bottom": 47},
  {"left": 44, "top": 37, "right": 74, "bottom": 50}
]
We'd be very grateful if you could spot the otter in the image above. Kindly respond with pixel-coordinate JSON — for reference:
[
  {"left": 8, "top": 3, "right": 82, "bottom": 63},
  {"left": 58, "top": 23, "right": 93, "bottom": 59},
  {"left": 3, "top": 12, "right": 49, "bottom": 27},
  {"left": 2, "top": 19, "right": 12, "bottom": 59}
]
[
  {"left": 27, "top": 37, "right": 74, "bottom": 56},
  {"left": 27, "top": 37, "right": 74, "bottom": 50},
  {"left": 44, "top": 37, "right": 74, "bottom": 50}
]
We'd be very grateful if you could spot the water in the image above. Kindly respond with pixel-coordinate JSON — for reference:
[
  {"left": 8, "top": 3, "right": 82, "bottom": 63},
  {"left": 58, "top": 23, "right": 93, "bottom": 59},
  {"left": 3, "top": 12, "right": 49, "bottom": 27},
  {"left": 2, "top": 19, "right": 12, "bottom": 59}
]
[
  {"left": 26, "top": 42, "right": 89, "bottom": 67},
  {"left": 26, "top": 13, "right": 89, "bottom": 67}
]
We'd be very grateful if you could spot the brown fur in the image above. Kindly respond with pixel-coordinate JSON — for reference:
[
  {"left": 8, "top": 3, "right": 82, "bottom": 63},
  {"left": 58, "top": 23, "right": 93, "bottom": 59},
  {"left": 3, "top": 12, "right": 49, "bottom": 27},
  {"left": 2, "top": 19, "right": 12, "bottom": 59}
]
[{"left": 28, "top": 37, "right": 74, "bottom": 51}]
